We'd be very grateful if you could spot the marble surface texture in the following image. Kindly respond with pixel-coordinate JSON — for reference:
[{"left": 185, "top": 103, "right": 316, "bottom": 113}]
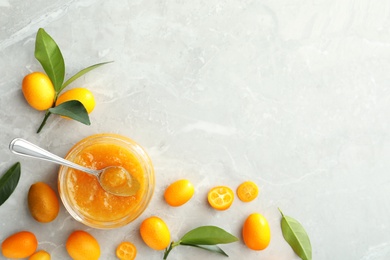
[{"left": 1, "top": 0, "right": 390, "bottom": 259}]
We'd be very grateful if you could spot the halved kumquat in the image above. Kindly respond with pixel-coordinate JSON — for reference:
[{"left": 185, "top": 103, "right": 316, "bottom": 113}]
[
  {"left": 116, "top": 241, "right": 137, "bottom": 260},
  {"left": 207, "top": 186, "right": 234, "bottom": 210},
  {"left": 237, "top": 181, "right": 259, "bottom": 202}
]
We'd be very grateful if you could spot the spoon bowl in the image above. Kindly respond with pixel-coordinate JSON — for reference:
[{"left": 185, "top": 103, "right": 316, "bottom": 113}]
[
  {"left": 9, "top": 138, "right": 140, "bottom": 196},
  {"left": 99, "top": 165, "right": 140, "bottom": 196}
]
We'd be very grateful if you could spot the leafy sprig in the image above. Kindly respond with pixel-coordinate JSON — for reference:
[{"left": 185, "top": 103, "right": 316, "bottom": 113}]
[
  {"left": 163, "top": 226, "right": 238, "bottom": 259},
  {"left": 34, "top": 28, "right": 111, "bottom": 133}
]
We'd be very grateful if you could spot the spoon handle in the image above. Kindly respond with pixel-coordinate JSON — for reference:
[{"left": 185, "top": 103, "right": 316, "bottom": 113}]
[{"left": 9, "top": 138, "right": 99, "bottom": 176}]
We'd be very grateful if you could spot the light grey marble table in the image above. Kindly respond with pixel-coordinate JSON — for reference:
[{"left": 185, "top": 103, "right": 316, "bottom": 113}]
[{"left": 1, "top": 0, "right": 390, "bottom": 259}]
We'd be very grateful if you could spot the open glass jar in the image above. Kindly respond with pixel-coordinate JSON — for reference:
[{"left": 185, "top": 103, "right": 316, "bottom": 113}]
[{"left": 58, "top": 133, "right": 154, "bottom": 229}]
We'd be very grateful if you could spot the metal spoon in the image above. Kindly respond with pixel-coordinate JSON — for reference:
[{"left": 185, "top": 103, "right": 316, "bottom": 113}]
[{"left": 9, "top": 138, "right": 140, "bottom": 196}]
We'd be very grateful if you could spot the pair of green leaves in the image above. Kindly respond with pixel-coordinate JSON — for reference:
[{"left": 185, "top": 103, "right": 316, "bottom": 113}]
[
  {"left": 34, "top": 28, "right": 110, "bottom": 133},
  {"left": 279, "top": 209, "right": 312, "bottom": 260},
  {"left": 163, "top": 226, "right": 238, "bottom": 259},
  {"left": 161, "top": 212, "right": 311, "bottom": 260},
  {"left": 0, "top": 163, "right": 21, "bottom": 206}
]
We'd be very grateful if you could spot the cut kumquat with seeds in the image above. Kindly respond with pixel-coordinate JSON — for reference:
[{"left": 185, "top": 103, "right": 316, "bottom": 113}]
[
  {"left": 116, "top": 241, "right": 137, "bottom": 260},
  {"left": 237, "top": 181, "right": 259, "bottom": 202},
  {"left": 207, "top": 186, "right": 234, "bottom": 210}
]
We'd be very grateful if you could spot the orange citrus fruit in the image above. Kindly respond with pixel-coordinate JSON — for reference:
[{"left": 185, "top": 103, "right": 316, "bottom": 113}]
[
  {"left": 140, "top": 216, "right": 171, "bottom": 250},
  {"left": 1, "top": 231, "right": 38, "bottom": 258},
  {"left": 55, "top": 87, "right": 95, "bottom": 113},
  {"left": 66, "top": 230, "right": 100, "bottom": 260},
  {"left": 22, "top": 72, "right": 55, "bottom": 111},
  {"left": 29, "top": 250, "right": 51, "bottom": 260},
  {"left": 242, "top": 213, "right": 271, "bottom": 250},
  {"left": 116, "top": 241, "right": 137, "bottom": 260},
  {"left": 28, "top": 182, "right": 59, "bottom": 223},
  {"left": 207, "top": 186, "right": 234, "bottom": 210},
  {"left": 237, "top": 181, "right": 259, "bottom": 202},
  {"left": 164, "top": 179, "right": 195, "bottom": 207}
]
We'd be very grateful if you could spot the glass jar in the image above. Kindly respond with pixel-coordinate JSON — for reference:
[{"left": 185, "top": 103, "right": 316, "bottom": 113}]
[{"left": 58, "top": 133, "right": 154, "bottom": 229}]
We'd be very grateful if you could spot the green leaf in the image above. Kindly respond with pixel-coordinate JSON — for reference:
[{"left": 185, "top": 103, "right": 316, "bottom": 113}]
[
  {"left": 181, "top": 244, "right": 229, "bottom": 257},
  {"left": 34, "top": 28, "right": 65, "bottom": 92},
  {"left": 164, "top": 226, "right": 238, "bottom": 259},
  {"left": 279, "top": 209, "right": 312, "bottom": 260},
  {"left": 49, "top": 100, "right": 90, "bottom": 125},
  {"left": 180, "top": 226, "right": 239, "bottom": 245},
  {"left": 0, "top": 162, "right": 21, "bottom": 206},
  {"left": 59, "top": 61, "right": 113, "bottom": 93}
]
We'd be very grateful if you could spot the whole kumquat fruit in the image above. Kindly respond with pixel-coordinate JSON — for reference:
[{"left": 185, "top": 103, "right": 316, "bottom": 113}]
[
  {"left": 242, "top": 213, "right": 271, "bottom": 250},
  {"left": 28, "top": 182, "right": 59, "bottom": 223},
  {"left": 140, "top": 216, "right": 171, "bottom": 250},
  {"left": 66, "top": 230, "right": 100, "bottom": 260},
  {"left": 29, "top": 250, "right": 51, "bottom": 260},
  {"left": 237, "top": 181, "right": 259, "bottom": 202},
  {"left": 55, "top": 88, "right": 95, "bottom": 114},
  {"left": 22, "top": 72, "right": 55, "bottom": 111},
  {"left": 207, "top": 186, "right": 234, "bottom": 210},
  {"left": 164, "top": 179, "right": 195, "bottom": 207},
  {"left": 1, "top": 231, "right": 38, "bottom": 258},
  {"left": 116, "top": 241, "right": 137, "bottom": 260}
]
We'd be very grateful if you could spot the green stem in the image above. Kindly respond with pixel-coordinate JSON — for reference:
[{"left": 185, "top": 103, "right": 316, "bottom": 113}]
[
  {"left": 278, "top": 207, "right": 285, "bottom": 217},
  {"left": 36, "top": 110, "right": 52, "bottom": 133},
  {"left": 163, "top": 241, "right": 181, "bottom": 260}
]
